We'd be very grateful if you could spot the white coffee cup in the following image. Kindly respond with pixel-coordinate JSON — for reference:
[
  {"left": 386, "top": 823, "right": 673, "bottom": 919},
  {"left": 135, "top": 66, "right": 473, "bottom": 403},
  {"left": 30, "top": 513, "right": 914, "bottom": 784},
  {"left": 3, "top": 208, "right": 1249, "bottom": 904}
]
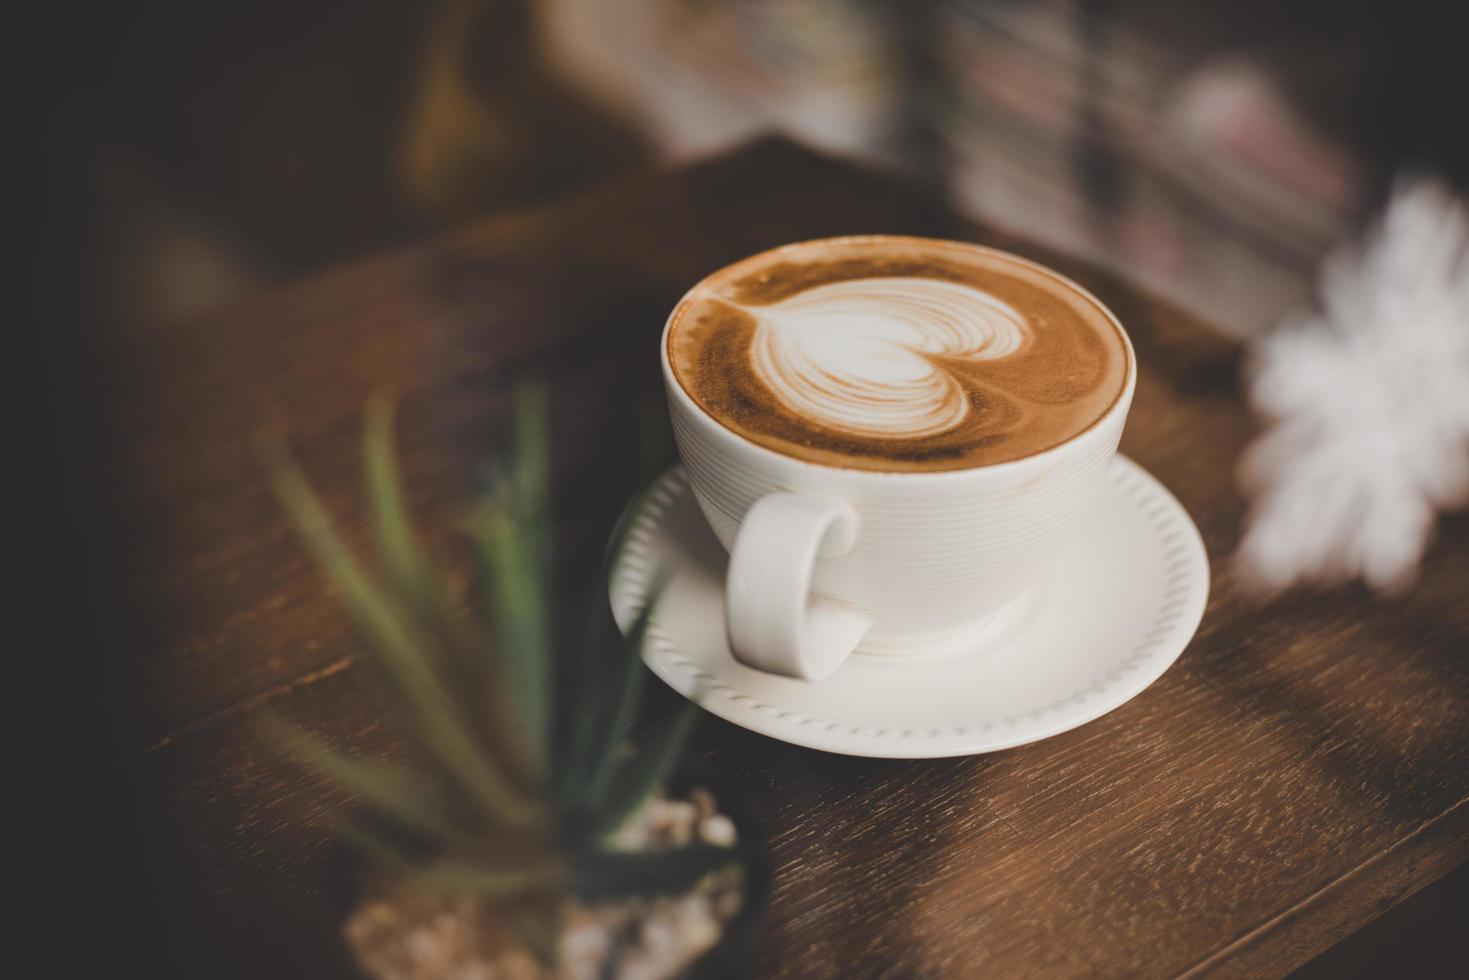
[{"left": 661, "top": 246, "right": 1135, "bottom": 681}]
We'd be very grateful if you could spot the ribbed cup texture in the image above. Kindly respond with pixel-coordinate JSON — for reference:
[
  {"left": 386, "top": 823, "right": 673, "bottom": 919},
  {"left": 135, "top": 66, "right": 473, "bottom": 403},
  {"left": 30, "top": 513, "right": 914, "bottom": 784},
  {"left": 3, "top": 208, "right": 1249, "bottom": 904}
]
[{"left": 668, "top": 389, "right": 1129, "bottom": 654}]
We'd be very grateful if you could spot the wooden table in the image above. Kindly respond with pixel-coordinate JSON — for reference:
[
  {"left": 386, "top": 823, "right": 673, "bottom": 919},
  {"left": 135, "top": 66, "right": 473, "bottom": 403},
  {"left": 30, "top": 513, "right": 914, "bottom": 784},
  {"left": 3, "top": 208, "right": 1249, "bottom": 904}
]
[{"left": 83, "top": 140, "right": 1468, "bottom": 977}]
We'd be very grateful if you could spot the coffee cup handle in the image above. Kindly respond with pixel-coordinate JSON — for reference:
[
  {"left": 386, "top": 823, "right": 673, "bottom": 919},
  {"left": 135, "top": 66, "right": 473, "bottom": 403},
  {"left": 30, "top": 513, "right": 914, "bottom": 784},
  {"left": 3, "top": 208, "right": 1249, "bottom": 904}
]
[{"left": 725, "top": 493, "right": 872, "bottom": 680}]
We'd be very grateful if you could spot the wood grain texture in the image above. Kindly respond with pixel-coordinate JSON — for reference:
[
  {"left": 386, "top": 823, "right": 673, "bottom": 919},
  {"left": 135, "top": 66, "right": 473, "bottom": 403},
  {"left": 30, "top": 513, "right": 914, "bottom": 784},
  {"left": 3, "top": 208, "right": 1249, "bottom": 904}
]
[{"left": 82, "top": 140, "right": 1469, "bottom": 978}]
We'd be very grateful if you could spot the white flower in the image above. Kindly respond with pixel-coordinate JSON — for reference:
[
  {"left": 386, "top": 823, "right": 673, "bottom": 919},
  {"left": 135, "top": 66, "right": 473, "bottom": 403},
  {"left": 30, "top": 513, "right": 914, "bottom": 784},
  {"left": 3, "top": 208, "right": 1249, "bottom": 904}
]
[{"left": 1237, "top": 176, "right": 1469, "bottom": 593}]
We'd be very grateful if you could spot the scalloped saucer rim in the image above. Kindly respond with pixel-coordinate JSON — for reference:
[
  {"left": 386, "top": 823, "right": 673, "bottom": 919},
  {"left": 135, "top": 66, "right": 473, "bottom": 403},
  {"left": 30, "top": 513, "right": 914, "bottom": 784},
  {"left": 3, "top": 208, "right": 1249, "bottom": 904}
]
[{"left": 609, "top": 457, "right": 1209, "bottom": 759}]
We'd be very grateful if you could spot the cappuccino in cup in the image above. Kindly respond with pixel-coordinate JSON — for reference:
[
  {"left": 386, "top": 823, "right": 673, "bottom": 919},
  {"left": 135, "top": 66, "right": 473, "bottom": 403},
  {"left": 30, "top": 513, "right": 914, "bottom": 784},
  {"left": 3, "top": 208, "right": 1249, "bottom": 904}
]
[
  {"left": 667, "top": 237, "right": 1128, "bottom": 473},
  {"left": 661, "top": 236, "right": 1135, "bottom": 680}
]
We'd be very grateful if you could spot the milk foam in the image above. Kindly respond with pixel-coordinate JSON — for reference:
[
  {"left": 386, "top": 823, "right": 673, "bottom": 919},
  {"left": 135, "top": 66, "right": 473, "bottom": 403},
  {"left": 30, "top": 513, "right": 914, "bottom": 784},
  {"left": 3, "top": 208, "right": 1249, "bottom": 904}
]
[
  {"left": 734, "top": 277, "right": 1031, "bottom": 439},
  {"left": 666, "top": 237, "right": 1130, "bottom": 472}
]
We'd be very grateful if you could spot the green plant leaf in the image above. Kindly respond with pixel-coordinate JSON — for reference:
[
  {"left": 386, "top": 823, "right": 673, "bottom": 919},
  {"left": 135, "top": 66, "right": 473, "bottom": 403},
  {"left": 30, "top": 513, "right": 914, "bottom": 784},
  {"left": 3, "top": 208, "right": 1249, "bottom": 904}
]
[
  {"left": 473, "top": 493, "right": 548, "bottom": 779},
  {"left": 259, "top": 435, "right": 539, "bottom": 830},
  {"left": 569, "top": 844, "right": 738, "bottom": 903},
  {"left": 575, "top": 577, "right": 667, "bottom": 811},
  {"left": 551, "top": 584, "right": 614, "bottom": 814},
  {"left": 260, "top": 715, "right": 460, "bottom": 843},
  {"left": 363, "top": 393, "right": 527, "bottom": 784},
  {"left": 587, "top": 694, "right": 701, "bottom": 842},
  {"left": 468, "top": 382, "right": 556, "bottom": 781},
  {"left": 363, "top": 392, "right": 433, "bottom": 608},
  {"left": 337, "top": 820, "right": 421, "bottom": 872},
  {"left": 512, "top": 383, "right": 550, "bottom": 553},
  {"left": 559, "top": 566, "right": 674, "bottom": 826},
  {"left": 361, "top": 395, "right": 465, "bottom": 681},
  {"left": 511, "top": 383, "right": 552, "bottom": 741},
  {"left": 406, "top": 853, "right": 558, "bottom": 899},
  {"left": 339, "top": 821, "right": 559, "bottom": 900},
  {"left": 410, "top": 858, "right": 558, "bottom": 897}
]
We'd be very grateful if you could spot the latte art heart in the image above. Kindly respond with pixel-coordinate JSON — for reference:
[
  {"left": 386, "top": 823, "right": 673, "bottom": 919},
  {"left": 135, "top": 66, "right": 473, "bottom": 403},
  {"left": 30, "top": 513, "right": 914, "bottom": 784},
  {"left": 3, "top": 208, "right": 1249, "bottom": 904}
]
[
  {"left": 739, "top": 278, "right": 1032, "bottom": 439},
  {"left": 666, "top": 237, "right": 1129, "bottom": 472}
]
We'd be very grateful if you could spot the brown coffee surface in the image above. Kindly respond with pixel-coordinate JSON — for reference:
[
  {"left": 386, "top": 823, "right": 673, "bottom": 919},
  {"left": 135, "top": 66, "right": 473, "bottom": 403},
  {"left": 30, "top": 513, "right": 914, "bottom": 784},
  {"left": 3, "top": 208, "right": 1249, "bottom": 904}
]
[{"left": 666, "top": 237, "right": 1130, "bottom": 472}]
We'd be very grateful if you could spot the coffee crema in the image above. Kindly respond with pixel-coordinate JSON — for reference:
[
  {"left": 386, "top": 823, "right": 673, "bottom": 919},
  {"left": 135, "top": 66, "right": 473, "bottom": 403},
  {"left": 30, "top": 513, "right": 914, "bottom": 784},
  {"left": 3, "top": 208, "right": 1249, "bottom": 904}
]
[{"left": 666, "top": 237, "right": 1130, "bottom": 472}]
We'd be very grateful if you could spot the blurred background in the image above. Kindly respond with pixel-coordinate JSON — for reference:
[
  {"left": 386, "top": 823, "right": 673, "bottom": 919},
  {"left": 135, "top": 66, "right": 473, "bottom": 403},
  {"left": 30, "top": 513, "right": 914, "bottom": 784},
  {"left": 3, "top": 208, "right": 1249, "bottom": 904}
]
[{"left": 33, "top": 0, "right": 1467, "bottom": 343}]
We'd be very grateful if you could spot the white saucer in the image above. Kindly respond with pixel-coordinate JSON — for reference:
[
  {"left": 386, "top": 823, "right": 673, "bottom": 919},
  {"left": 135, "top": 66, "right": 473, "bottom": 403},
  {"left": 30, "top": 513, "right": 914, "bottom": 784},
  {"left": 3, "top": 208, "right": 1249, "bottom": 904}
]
[{"left": 609, "top": 457, "right": 1209, "bottom": 758}]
